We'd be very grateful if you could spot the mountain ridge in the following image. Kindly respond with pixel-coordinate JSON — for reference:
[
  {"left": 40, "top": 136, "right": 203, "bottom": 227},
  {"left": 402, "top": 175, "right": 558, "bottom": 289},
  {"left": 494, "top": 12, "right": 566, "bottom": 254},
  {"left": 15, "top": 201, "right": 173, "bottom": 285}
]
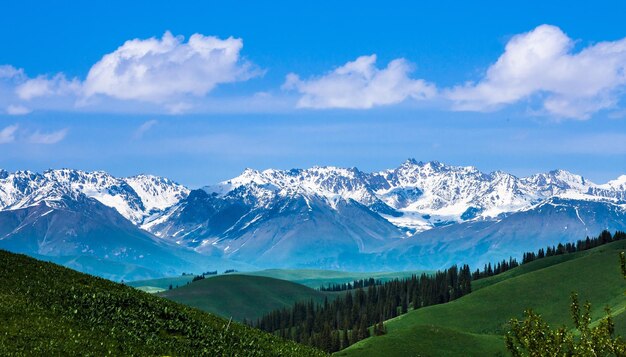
[{"left": 1, "top": 161, "right": 625, "bottom": 274}]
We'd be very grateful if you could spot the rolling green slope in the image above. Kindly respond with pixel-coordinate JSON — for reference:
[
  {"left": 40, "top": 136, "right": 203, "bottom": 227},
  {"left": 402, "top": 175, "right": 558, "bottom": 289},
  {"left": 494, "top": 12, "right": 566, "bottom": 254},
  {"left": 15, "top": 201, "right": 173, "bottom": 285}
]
[
  {"left": 337, "top": 239, "right": 626, "bottom": 357},
  {"left": 128, "top": 269, "right": 428, "bottom": 293},
  {"left": 245, "top": 269, "right": 429, "bottom": 288},
  {"left": 127, "top": 275, "right": 196, "bottom": 293},
  {"left": 158, "top": 274, "right": 331, "bottom": 321},
  {"left": 0, "top": 250, "right": 325, "bottom": 356}
]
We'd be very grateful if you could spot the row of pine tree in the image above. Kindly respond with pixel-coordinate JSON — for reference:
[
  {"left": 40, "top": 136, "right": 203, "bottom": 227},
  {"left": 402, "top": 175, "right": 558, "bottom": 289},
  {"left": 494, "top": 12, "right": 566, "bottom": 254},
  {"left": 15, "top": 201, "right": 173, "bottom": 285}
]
[
  {"left": 253, "top": 230, "right": 625, "bottom": 353},
  {"left": 522, "top": 230, "right": 625, "bottom": 264},
  {"left": 319, "top": 277, "right": 382, "bottom": 292},
  {"left": 254, "top": 265, "right": 472, "bottom": 352}
]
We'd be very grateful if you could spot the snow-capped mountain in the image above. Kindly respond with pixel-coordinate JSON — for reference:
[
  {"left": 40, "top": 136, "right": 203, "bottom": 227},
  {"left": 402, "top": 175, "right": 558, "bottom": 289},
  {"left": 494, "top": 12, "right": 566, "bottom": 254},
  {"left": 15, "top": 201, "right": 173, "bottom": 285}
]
[
  {"left": 148, "top": 187, "right": 404, "bottom": 269},
  {"left": 193, "top": 160, "right": 625, "bottom": 234},
  {"left": 375, "top": 197, "right": 626, "bottom": 270},
  {"left": 146, "top": 160, "right": 626, "bottom": 269},
  {"left": 0, "top": 169, "right": 244, "bottom": 280},
  {"left": 0, "top": 169, "right": 189, "bottom": 225},
  {"left": 1, "top": 161, "right": 625, "bottom": 273}
]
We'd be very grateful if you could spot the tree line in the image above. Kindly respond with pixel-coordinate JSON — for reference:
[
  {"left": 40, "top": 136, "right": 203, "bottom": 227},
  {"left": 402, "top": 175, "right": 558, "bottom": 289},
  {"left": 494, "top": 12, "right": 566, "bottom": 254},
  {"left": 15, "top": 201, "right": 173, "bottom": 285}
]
[
  {"left": 254, "top": 264, "right": 472, "bottom": 353},
  {"left": 522, "top": 230, "right": 625, "bottom": 264},
  {"left": 319, "top": 277, "right": 382, "bottom": 292},
  {"left": 472, "top": 257, "right": 520, "bottom": 280},
  {"left": 471, "top": 230, "right": 625, "bottom": 280}
]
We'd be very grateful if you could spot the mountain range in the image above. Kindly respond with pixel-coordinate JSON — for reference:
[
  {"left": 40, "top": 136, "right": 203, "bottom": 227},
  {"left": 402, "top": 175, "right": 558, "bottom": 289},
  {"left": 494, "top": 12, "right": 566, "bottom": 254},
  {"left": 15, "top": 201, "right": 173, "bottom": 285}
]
[{"left": 1, "top": 160, "right": 625, "bottom": 279}]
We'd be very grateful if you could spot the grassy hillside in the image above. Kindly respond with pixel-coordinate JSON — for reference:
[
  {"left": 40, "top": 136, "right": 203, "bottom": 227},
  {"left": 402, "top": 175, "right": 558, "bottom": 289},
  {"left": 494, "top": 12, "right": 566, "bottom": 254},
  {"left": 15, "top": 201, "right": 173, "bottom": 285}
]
[
  {"left": 0, "top": 250, "right": 326, "bottom": 356},
  {"left": 158, "top": 274, "right": 331, "bottom": 321},
  {"left": 246, "top": 269, "right": 429, "bottom": 288},
  {"left": 337, "top": 239, "right": 626, "bottom": 356}
]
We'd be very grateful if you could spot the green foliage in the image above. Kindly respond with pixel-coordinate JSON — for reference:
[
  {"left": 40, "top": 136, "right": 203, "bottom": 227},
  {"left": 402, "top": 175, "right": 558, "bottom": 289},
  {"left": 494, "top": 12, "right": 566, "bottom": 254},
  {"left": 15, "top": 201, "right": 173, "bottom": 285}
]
[
  {"left": 506, "top": 294, "right": 626, "bottom": 356},
  {"left": 0, "top": 249, "right": 326, "bottom": 356},
  {"left": 505, "top": 249, "right": 626, "bottom": 357}
]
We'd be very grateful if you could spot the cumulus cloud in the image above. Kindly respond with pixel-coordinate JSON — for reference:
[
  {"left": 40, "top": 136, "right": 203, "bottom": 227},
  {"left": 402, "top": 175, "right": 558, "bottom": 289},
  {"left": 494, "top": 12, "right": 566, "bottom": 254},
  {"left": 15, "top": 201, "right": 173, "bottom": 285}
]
[
  {"left": 83, "top": 31, "right": 261, "bottom": 102},
  {"left": 1, "top": 26, "right": 625, "bottom": 119},
  {"left": 27, "top": 128, "right": 68, "bottom": 144},
  {"left": 446, "top": 24, "right": 626, "bottom": 119},
  {"left": 0, "top": 32, "right": 262, "bottom": 114},
  {"left": 0, "top": 124, "right": 18, "bottom": 144},
  {"left": 16, "top": 73, "right": 80, "bottom": 100},
  {"left": 283, "top": 55, "right": 436, "bottom": 109},
  {"left": 134, "top": 119, "right": 158, "bottom": 139},
  {"left": 6, "top": 104, "right": 31, "bottom": 115}
]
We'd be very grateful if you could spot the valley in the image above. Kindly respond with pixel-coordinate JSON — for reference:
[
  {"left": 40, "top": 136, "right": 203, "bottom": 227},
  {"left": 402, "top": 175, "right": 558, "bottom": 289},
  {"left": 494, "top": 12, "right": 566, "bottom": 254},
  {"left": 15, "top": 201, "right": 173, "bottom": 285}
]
[
  {"left": 3, "top": 6, "right": 624, "bottom": 355},
  {"left": 1, "top": 163, "right": 625, "bottom": 355}
]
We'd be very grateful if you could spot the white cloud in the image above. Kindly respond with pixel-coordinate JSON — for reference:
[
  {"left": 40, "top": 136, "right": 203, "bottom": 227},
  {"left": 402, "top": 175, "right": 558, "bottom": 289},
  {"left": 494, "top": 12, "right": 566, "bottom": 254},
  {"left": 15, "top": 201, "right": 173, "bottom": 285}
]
[
  {"left": 0, "top": 65, "right": 24, "bottom": 80},
  {"left": 1, "top": 26, "right": 625, "bottom": 119},
  {"left": 6, "top": 104, "right": 31, "bottom": 115},
  {"left": 283, "top": 54, "right": 436, "bottom": 109},
  {"left": 16, "top": 73, "right": 80, "bottom": 100},
  {"left": 28, "top": 128, "right": 68, "bottom": 144},
  {"left": 0, "top": 32, "right": 263, "bottom": 114},
  {"left": 446, "top": 24, "right": 626, "bottom": 119},
  {"left": 0, "top": 124, "right": 18, "bottom": 144},
  {"left": 134, "top": 119, "right": 158, "bottom": 139},
  {"left": 83, "top": 31, "right": 261, "bottom": 102}
]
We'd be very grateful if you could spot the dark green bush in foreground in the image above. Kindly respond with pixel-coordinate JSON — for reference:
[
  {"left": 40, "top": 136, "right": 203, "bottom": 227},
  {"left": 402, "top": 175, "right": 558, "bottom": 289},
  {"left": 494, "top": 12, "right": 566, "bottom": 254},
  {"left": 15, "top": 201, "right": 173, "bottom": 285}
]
[{"left": 0, "top": 250, "right": 326, "bottom": 356}]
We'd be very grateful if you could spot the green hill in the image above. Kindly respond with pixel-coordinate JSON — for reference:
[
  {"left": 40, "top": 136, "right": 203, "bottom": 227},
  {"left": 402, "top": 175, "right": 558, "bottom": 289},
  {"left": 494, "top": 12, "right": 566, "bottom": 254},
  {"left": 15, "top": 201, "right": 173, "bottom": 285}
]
[
  {"left": 245, "top": 269, "right": 429, "bottom": 288},
  {"left": 127, "top": 275, "right": 196, "bottom": 293},
  {"left": 337, "top": 239, "right": 626, "bottom": 356},
  {"left": 0, "top": 249, "right": 325, "bottom": 356},
  {"left": 158, "top": 274, "right": 331, "bottom": 321}
]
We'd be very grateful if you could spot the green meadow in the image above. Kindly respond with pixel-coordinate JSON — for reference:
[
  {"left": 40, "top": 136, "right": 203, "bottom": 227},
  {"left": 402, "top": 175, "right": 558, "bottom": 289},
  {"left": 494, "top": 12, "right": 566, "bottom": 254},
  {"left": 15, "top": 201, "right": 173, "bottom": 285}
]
[{"left": 337, "top": 239, "right": 626, "bottom": 356}]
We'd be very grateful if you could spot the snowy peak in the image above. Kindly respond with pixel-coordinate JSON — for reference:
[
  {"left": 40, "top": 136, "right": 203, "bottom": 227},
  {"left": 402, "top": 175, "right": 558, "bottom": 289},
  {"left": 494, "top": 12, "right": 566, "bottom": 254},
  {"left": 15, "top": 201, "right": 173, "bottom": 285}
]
[
  {"left": 0, "top": 170, "right": 61, "bottom": 209},
  {"left": 1, "top": 162, "right": 624, "bottom": 237},
  {"left": 205, "top": 165, "right": 378, "bottom": 206},
  {"left": 200, "top": 161, "right": 626, "bottom": 233},
  {"left": 601, "top": 175, "right": 626, "bottom": 191},
  {"left": 42, "top": 169, "right": 144, "bottom": 223},
  {"left": 522, "top": 169, "right": 591, "bottom": 195},
  {"left": 0, "top": 168, "right": 189, "bottom": 224},
  {"left": 125, "top": 174, "right": 189, "bottom": 212}
]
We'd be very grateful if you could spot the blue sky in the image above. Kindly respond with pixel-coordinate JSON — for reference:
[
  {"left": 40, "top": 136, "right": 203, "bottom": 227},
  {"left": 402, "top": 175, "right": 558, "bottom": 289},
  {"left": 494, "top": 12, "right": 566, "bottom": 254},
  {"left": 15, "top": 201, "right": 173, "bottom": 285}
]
[{"left": 1, "top": 1, "right": 625, "bottom": 187}]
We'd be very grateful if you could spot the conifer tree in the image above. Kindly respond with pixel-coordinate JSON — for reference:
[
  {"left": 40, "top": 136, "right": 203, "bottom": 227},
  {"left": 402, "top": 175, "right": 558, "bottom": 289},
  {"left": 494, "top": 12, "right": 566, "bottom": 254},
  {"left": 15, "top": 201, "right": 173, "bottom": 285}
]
[{"left": 341, "top": 327, "right": 349, "bottom": 349}]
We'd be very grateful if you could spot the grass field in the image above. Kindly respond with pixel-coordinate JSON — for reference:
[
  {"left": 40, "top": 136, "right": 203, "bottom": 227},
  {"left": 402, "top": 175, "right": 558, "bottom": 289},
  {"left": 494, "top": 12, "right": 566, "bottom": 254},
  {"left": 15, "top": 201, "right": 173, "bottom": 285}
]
[
  {"left": 0, "top": 250, "right": 325, "bottom": 356},
  {"left": 337, "top": 239, "right": 626, "bottom": 356},
  {"left": 158, "top": 274, "right": 334, "bottom": 321}
]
